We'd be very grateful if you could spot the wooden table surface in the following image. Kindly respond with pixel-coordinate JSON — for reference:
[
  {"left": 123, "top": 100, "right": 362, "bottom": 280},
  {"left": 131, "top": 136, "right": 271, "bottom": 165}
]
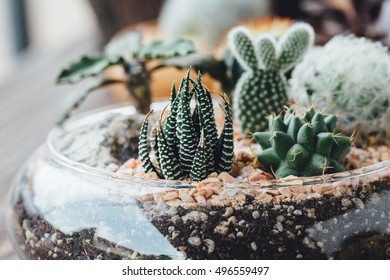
[{"left": 0, "top": 34, "right": 113, "bottom": 259}]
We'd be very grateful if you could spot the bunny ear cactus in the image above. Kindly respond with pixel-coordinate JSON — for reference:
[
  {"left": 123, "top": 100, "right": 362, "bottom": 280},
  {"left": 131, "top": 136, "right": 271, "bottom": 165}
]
[
  {"left": 139, "top": 69, "right": 234, "bottom": 181},
  {"left": 228, "top": 23, "right": 314, "bottom": 136},
  {"left": 253, "top": 106, "right": 352, "bottom": 178}
]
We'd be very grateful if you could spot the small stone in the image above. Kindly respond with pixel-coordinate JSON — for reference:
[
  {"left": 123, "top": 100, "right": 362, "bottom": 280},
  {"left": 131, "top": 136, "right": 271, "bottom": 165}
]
[
  {"left": 218, "top": 172, "right": 238, "bottom": 183},
  {"left": 201, "top": 177, "right": 222, "bottom": 184},
  {"left": 306, "top": 208, "right": 316, "bottom": 218},
  {"left": 293, "top": 210, "right": 302, "bottom": 216},
  {"left": 237, "top": 231, "right": 244, "bottom": 238},
  {"left": 194, "top": 195, "right": 207, "bottom": 204},
  {"left": 276, "top": 215, "right": 285, "bottom": 223},
  {"left": 250, "top": 242, "right": 257, "bottom": 251},
  {"left": 290, "top": 186, "right": 305, "bottom": 194},
  {"left": 223, "top": 207, "right": 234, "bottom": 218},
  {"left": 248, "top": 171, "right": 267, "bottom": 182},
  {"left": 279, "top": 187, "right": 293, "bottom": 198},
  {"left": 214, "top": 224, "right": 229, "bottom": 236},
  {"left": 257, "top": 192, "right": 273, "bottom": 203},
  {"left": 178, "top": 246, "right": 187, "bottom": 251},
  {"left": 51, "top": 232, "right": 60, "bottom": 243},
  {"left": 182, "top": 211, "right": 208, "bottom": 223},
  {"left": 179, "top": 191, "right": 196, "bottom": 203},
  {"left": 168, "top": 226, "right": 175, "bottom": 232},
  {"left": 314, "top": 185, "right": 333, "bottom": 194},
  {"left": 336, "top": 185, "right": 347, "bottom": 194},
  {"left": 236, "top": 151, "right": 255, "bottom": 162},
  {"left": 341, "top": 198, "right": 352, "bottom": 207},
  {"left": 296, "top": 254, "right": 303, "bottom": 259},
  {"left": 123, "top": 158, "right": 138, "bottom": 169},
  {"left": 145, "top": 172, "right": 159, "bottom": 180},
  {"left": 240, "top": 166, "right": 255, "bottom": 178},
  {"left": 275, "top": 222, "right": 284, "bottom": 232},
  {"left": 204, "top": 239, "right": 215, "bottom": 253},
  {"left": 352, "top": 198, "right": 365, "bottom": 209},
  {"left": 188, "top": 237, "right": 202, "bottom": 247},
  {"left": 228, "top": 233, "right": 236, "bottom": 239},
  {"left": 172, "top": 231, "right": 180, "bottom": 239},
  {"left": 203, "top": 188, "right": 214, "bottom": 199},
  {"left": 252, "top": 210, "right": 260, "bottom": 219},
  {"left": 227, "top": 216, "right": 237, "bottom": 225},
  {"left": 295, "top": 193, "right": 308, "bottom": 202}
]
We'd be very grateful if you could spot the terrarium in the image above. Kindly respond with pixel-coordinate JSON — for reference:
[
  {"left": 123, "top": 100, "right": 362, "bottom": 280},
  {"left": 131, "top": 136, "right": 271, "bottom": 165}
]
[{"left": 6, "top": 22, "right": 390, "bottom": 259}]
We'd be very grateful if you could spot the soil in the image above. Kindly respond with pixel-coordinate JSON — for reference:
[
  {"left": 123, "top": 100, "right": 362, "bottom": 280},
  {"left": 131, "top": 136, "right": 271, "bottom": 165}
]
[{"left": 10, "top": 174, "right": 390, "bottom": 259}]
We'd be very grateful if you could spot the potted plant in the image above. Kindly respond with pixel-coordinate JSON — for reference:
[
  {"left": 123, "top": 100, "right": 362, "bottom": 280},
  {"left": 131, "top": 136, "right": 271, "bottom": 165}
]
[{"left": 6, "top": 22, "right": 390, "bottom": 260}]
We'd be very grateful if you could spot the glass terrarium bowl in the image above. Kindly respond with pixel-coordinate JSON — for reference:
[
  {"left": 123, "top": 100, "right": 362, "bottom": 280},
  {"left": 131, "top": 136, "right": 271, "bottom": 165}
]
[{"left": 6, "top": 104, "right": 390, "bottom": 260}]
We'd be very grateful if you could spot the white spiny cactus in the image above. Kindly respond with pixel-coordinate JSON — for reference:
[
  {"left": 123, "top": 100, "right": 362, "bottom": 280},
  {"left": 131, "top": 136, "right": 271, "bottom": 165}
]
[{"left": 290, "top": 35, "right": 390, "bottom": 146}]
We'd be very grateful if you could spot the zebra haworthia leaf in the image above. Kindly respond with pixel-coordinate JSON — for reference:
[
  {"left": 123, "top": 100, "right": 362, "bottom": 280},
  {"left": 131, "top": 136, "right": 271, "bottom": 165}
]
[{"left": 139, "top": 69, "right": 234, "bottom": 181}]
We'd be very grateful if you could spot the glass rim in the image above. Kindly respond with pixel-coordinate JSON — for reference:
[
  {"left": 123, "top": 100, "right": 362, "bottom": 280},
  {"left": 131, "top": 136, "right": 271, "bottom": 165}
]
[{"left": 46, "top": 103, "right": 390, "bottom": 189}]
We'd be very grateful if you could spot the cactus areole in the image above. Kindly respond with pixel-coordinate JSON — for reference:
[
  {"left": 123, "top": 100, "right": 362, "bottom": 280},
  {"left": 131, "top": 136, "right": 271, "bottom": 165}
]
[
  {"left": 253, "top": 106, "right": 352, "bottom": 178},
  {"left": 139, "top": 69, "right": 234, "bottom": 181},
  {"left": 228, "top": 23, "right": 314, "bottom": 136}
]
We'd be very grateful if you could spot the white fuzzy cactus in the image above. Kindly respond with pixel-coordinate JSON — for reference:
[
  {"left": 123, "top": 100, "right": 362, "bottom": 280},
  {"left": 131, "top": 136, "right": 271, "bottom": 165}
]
[
  {"left": 228, "top": 23, "right": 314, "bottom": 136},
  {"left": 290, "top": 35, "right": 390, "bottom": 146}
]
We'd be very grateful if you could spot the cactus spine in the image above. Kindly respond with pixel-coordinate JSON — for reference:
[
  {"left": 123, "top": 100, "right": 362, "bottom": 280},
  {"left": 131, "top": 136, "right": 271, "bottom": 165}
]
[
  {"left": 228, "top": 23, "right": 314, "bottom": 136},
  {"left": 139, "top": 70, "right": 234, "bottom": 181},
  {"left": 254, "top": 106, "right": 352, "bottom": 178}
]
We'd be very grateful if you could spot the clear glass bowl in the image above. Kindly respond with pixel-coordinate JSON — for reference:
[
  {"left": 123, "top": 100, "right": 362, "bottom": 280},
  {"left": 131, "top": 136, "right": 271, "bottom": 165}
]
[{"left": 6, "top": 105, "right": 390, "bottom": 260}]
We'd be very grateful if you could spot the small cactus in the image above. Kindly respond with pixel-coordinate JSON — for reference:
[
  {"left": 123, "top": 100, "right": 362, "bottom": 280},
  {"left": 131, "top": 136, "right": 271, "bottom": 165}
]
[
  {"left": 253, "top": 106, "right": 352, "bottom": 178},
  {"left": 228, "top": 23, "right": 314, "bottom": 136},
  {"left": 139, "top": 69, "right": 234, "bottom": 181}
]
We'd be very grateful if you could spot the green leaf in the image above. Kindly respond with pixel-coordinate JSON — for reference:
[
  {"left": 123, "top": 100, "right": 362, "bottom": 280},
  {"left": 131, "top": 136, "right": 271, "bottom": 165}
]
[
  {"left": 253, "top": 132, "right": 272, "bottom": 149},
  {"left": 56, "top": 55, "right": 121, "bottom": 84},
  {"left": 297, "top": 123, "right": 315, "bottom": 153},
  {"left": 331, "top": 136, "right": 351, "bottom": 161},
  {"left": 272, "top": 131, "right": 294, "bottom": 158},
  {"left": 287, "top": 116, "right": 303, "bottom": 142},
  {"left": 275, "top": 162, "right": 299, "bottom": 178},
  {"left": 315, "top": 132, "right": 334, "bottom": 157},
  {"left": 286, "top": 144, "right": 310, "bottom": 171},
  {"left": 303, "top": 154, "right": 328, "bottom": 176},
  {"left": 104, "top": 31, "right": 142, "bottom": 61},
  {"left": 257, "top": 148, "right": 281, "bottom": 173},
  {"left": 135, "top": 38, "right": 196, "bottom": 60},
  {"left": 311, "top": 113, "right": 328, "bottom": 134},
  {"left": 324, "top": 115, "right": 337, "bottom": 132}
]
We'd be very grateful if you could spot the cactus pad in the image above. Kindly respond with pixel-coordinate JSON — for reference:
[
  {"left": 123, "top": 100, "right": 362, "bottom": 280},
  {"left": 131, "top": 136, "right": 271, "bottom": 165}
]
[{"left": 228, "top": 23, "right": 314, "bottom": 136}]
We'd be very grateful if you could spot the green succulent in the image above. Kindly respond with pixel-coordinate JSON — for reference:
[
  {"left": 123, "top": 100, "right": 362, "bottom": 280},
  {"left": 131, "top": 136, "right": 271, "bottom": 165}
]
[
  {"left": 228, "top": 23, "right": 314, "bottom": 136},
  {"left": 56, "top": 31, "right": 196, "bottom": 124},
  {"left": 254, "top": 106, "right": 352, "bottom": 178},
  {"left": 139, "top": 69, "right": 234, "bottom": 181}
]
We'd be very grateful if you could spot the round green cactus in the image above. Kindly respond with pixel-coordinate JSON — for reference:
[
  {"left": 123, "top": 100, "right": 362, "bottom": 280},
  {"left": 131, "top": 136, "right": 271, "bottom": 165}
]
[{"left": 253, "top": 106, "right": 352, "bottom": 178}]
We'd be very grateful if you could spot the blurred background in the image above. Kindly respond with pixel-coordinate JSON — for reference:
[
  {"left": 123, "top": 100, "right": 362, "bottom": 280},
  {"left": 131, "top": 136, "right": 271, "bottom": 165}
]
[{"left": 1, "top": 0, "right": 390, "bottom": 259}]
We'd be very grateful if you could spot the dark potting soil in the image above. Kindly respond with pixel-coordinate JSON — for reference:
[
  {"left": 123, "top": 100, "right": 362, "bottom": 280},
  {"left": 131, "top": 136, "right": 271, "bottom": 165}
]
[{"left": 9, "top": 178, "right": 390, "bottom": 260}]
